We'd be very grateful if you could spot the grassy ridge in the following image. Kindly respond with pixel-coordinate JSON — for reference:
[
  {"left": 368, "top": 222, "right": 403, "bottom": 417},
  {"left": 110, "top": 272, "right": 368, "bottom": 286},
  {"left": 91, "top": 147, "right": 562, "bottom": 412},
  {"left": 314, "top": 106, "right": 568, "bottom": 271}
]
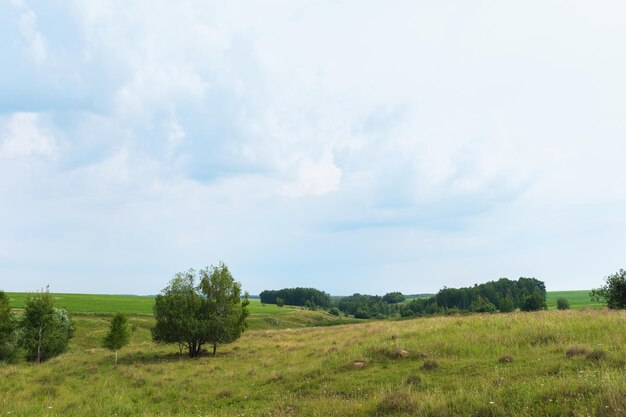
[{"left": 0, "top": 309, "right": 623, "bottom": 416}]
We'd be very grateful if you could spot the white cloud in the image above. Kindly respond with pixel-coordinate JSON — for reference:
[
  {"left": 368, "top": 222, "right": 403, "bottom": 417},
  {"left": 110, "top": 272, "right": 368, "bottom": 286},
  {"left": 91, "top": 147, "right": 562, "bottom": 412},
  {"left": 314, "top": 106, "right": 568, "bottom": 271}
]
[
  {"left": 281, "top": 154, "right": 342, "bottom": 198},
  {"left": 11, "top": 0, "right": 47, "bottom": 64},
  {"left": 0, "top": 113, "right": 57, "bottom": 159}
]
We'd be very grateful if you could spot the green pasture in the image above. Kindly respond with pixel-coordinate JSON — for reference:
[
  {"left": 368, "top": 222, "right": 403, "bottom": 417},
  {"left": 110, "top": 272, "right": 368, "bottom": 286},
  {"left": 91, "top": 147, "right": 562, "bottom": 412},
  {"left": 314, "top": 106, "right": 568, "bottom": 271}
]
[
  {"left": 7, "top": 293, "right": 295, "bottom": 315},
  {"left": 546, "top": 290, "right": 603, "bottom": 309}
]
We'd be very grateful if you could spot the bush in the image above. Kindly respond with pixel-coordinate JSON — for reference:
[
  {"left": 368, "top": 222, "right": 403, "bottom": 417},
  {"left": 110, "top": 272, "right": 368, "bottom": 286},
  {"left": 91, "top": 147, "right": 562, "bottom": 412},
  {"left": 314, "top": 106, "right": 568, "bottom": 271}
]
[
  {"left": 591, "top": 269, "right": 626, "bottom": 309},
  {"left": 275, "top": 297, "right": 285, "bottom": 307},
  {"left": 556, "top": 297, "right": 570, "bottom": 310},
  {"left": 328, "top": 307, "right": 340, "bottom": 316}
]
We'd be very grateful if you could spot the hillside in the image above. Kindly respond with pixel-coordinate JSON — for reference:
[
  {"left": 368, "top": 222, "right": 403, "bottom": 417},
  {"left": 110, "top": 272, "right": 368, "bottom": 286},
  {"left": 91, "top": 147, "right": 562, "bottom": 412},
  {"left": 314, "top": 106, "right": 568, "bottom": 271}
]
[{"left": 0, "top": 309, "right": 624, "bottom": 416}]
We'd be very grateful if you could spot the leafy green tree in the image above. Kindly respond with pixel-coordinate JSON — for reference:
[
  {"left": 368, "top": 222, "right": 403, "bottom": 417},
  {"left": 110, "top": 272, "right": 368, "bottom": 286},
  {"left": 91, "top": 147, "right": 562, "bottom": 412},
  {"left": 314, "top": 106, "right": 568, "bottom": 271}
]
[
  {"left": 382, "top": 292, "right": 406, "bottom": 304},
  {"left": 469, "top": 296, "right": 497, "bottom": 313},
  {"left": 499, "top": 296, "right": 515, "bottom": 313},
  {"left": 0, "top": 291, "right": 17, "bottom": 362},
  {"left": 275, "top": 297, "right": 285, "bottom": 307},
  {"left": 556, "top": 297, "right": 570, "bottom": 310},
  {"left": 152, "top": 263, "right": 249, "bottom": 357},
  {"left": 103, "top": 313, "right": 131, "bottom": 366},
  {"left": 520, "top": 292, "right": 546, "bottom": 312},
  {"left": 591, "top": 269, "right": 626, "bottom": 309},
  {"left": 198, "top": 263, "right": 249, "bottom": 356},
  {"left": 19, "top": 288, "right": 74, "bottom": 363}
]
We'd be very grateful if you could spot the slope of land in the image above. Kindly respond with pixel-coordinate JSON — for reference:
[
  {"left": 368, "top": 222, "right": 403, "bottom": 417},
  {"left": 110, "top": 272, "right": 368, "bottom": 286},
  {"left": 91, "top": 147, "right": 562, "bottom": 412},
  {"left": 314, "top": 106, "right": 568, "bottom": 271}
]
[{"left": 1, "top": 309, "right": 624, "bottom": 416}]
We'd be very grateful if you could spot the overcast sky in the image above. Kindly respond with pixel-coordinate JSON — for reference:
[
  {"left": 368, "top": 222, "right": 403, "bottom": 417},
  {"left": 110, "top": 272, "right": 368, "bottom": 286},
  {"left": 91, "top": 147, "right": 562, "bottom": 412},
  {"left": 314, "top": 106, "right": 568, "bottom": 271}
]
[{"left": 1, "top": 1, "right": 625, "bottom": 295}]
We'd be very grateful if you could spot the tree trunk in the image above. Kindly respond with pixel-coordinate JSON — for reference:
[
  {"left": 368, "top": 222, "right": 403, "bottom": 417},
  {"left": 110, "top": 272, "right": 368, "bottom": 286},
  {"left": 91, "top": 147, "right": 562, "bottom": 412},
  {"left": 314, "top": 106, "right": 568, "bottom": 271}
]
[
  {"left": 115, "top": 349, "right": 118, "bottom": 366},
  {"left": 213, "top": 341, "right": 217, "bottom": 356}
]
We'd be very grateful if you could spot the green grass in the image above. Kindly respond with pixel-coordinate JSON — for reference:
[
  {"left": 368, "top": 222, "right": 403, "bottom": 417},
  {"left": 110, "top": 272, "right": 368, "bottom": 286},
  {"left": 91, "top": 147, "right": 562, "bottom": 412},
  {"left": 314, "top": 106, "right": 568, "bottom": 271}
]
[
  {"left": 5, "top": 293, "right": 350, "bottom": 330},
  {"left": 1, "top": 309, "right": 624, "bottom": 416},
  {"left": 7, "top": 293, "right": 304, "bottom": 315},
  {"left": 7, "top": 292, "right": 156, "bottom": 315},
  {"left": 546, "top": 290, "right": 603, "bottom": 309}
]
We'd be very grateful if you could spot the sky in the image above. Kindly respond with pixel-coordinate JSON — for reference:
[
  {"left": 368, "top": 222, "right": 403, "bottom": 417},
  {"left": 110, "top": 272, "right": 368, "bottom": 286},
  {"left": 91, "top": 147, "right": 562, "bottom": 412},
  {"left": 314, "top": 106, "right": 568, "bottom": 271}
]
[{"left": 1, "top": 1, "right": 625, "bottom": 295}]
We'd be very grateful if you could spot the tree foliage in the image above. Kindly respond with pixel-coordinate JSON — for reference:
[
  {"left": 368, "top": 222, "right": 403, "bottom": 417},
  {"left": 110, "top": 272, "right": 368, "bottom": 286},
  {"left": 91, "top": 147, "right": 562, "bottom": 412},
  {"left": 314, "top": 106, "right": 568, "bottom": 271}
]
[
  {"left": 401, "top": 278, "right": 547, "bottom": 316},
  {"left": 103, "top": 312, "right": 131, "bottom": 365},
  {"left": 259, "top": 287, "right": 330, "bottom": 308},
  {"left": 382, "top": 292, "right": 405, "bottom": 304},
  {"left": 591, "top": 269, "right": 626, "bottom": 309},
  {"left": 18, "top": 289, "right": 74, "bottom": 363},
  {"left": 152, "top": 263, "right": 249, "bottom": 357},
  {"left": 0, "top": 291, "right": 17, "bottom": 362},
  {"left": 337, "top": 294, "right": 393, "bottom": 318}
]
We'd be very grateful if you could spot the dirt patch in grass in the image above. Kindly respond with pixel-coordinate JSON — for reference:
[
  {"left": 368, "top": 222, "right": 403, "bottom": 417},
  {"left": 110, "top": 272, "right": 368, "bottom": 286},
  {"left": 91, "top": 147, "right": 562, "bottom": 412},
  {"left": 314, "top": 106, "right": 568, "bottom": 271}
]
[
  {"left": 565, "top": 346, "right": 588, "bottom": 357},
  {"left": 498, "top": 355, "right": 514, "bottom": 364}
]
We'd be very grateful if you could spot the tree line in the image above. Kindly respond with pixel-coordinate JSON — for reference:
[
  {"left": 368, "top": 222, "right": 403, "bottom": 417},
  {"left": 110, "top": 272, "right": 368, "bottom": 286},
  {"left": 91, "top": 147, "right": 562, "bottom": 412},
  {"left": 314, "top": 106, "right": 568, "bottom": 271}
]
[{"left": 259, "top": 287, "right": 331, "bottom": 308}]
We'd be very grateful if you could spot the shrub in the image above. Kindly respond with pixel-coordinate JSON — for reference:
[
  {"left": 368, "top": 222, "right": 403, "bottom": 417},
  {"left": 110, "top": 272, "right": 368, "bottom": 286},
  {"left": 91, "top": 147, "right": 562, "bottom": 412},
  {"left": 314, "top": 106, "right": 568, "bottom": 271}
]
[
  {"left": 556, "top": 297, "right": 570, "bottom": 310},
  {"left": 498, "top": 355, "right": 514, "bottom": 363},
  {"left": 276, "top": 297, "right": 285, "bottom": 307},
  {"left": 422, "top": 360, "right": 439, "bottom": 371},
  {"left": 328, "top": 307, "right": 340, "bottom": 316}
]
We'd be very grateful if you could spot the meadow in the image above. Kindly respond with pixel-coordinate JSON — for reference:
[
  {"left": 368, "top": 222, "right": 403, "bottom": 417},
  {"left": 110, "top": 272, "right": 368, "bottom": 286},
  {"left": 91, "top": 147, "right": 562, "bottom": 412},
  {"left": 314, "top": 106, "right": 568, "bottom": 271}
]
[{"left": 1, "top": 299, "right": 624, "bottom": 416}]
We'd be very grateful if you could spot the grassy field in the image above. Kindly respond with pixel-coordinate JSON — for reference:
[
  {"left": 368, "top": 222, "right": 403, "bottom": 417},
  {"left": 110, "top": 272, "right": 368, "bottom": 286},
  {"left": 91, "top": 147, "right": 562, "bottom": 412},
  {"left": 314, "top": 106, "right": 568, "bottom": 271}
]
[
  {"left": 0, "top": 309, "right": 623, "bottom": 416},
  {"left": 8, "top": 293, "right": 300, "bottom": 315},
  {"left": 546, "top": 290, "right": 603, "bottom": 309},
  {"left": 5, "top": 293, "right": 349, "bottom": 330}
]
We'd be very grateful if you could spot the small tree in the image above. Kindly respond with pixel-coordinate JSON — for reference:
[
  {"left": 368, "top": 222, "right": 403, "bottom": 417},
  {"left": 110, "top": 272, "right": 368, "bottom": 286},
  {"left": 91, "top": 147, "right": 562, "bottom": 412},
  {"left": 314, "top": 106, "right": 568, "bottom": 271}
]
[
  {"left": 152, "top": 263, "right": 249, "bottom": 357},
  {"left": 591, "top": 269, "right": 626, "bottom": 309},
  {"left": 103, "top": 313, "right": 131, "bottom": 366},
  {"left": 556, "top": 297, "right": 570, "bottom": 310},
  {"left": 0, "top": 291, "right": 17, "bottom": 362},
  {"left": 275, "top": 297, "right": 285, "bottom": 307},
  {"left": 19, "top": 288, "right": 74, "bottom": 363}
]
